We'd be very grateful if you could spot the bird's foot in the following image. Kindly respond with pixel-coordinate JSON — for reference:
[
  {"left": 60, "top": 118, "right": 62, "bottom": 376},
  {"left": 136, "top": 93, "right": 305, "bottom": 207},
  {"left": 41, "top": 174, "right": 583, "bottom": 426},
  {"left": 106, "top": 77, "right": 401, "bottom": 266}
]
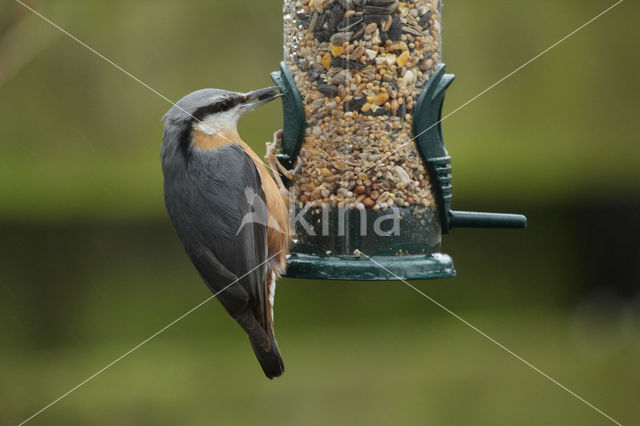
[
  {"left": 289, "top": 155, "right": 303, "bottom": 178},
  {"left": 265, "top": 130, "right": 282, "bottom": 159},
  {"left": 265, "top": 130, "right": 289, "bottom": 194},
  {"left": 265, "top": 130, "right": 303, "bottom": 202}
]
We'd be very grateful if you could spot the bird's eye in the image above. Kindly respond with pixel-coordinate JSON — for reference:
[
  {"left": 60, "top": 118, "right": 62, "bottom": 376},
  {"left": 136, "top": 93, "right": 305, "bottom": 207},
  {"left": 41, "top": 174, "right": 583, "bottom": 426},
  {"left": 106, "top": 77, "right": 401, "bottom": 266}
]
[{"left": 218, "top": 99, "right": 232, "bottom": 110}]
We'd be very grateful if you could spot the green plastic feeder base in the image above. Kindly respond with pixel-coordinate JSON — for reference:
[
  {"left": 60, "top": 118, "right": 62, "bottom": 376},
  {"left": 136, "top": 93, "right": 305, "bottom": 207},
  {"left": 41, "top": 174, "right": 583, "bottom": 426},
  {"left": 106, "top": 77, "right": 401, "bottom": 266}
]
[{"left": 283, "top": 253, "right": 456, "bottom": 281}]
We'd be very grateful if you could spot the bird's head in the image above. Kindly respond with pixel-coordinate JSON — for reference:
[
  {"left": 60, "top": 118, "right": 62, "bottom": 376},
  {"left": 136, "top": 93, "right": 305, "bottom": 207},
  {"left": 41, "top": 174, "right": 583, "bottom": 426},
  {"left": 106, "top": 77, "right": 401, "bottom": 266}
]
[
  {"left": 162, "top": 87, "right": 282, "bottom": 157},
  {"left": 164, "top": 87, "right": 281, "bottom": 132}
]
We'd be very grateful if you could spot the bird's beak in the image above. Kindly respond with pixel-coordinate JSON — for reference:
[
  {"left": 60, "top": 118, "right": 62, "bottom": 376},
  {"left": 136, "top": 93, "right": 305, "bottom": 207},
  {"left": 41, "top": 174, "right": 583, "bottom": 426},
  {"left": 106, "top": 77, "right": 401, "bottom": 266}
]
[{"left": 240, "top": 87, "right": 282, "bottom": 114}]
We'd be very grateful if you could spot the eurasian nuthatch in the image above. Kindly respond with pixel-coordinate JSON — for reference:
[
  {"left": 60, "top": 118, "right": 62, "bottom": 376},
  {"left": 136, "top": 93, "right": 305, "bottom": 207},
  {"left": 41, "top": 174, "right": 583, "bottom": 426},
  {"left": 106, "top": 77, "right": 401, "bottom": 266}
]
[{"left": 161, "top": 87, "right": 292, "bottom": 379}]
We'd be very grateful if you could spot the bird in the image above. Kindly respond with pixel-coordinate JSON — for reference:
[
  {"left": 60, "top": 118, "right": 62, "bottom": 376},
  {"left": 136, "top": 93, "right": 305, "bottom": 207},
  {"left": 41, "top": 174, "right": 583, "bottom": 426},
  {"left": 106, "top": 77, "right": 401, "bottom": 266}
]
[{"left": 161, "top": 87, "right": 295, "bottom": 379}]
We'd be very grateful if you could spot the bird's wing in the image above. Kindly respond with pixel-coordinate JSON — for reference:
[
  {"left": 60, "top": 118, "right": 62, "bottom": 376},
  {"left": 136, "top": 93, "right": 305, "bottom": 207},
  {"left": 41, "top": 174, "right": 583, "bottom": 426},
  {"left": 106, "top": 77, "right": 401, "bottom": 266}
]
[{"left": 164, "top": 143, "right": 273, "bottom": 338}]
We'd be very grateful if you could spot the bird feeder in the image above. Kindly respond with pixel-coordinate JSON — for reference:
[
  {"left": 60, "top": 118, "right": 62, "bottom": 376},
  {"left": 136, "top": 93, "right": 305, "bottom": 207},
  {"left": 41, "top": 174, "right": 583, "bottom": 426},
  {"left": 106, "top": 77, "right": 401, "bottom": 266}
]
[{"left": 271, "top": 0, "right": 526, "bottom": 280}]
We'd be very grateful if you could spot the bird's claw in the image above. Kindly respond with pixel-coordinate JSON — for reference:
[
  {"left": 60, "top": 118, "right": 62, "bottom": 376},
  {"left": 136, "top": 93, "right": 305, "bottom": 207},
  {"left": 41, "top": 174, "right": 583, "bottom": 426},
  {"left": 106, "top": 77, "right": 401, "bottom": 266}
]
[
  {"left": 265, "top": 130, "right": 291, "bottom": 195},
  {"left": 290, "top": 155, "right": 303, "bottom": 177}
]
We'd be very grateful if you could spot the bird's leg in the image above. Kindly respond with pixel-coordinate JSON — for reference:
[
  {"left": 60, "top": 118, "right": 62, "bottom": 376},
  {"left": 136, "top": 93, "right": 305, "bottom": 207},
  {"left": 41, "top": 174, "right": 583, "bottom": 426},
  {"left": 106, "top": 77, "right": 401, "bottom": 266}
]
[
  {"left": 266, "top": 130, "right": 303, "bottom": 195},
  {"left": 265, "top": 131, "right": 289, "bottom": 178},
  {"left": 267, "top": 131, "right": 303, "bottom": 179},
  {"left": 265, "top": 130, "right": 289, "bottom": 196},
  {"left": 289, "top": 152, "right": 303, "bottom": 177}
]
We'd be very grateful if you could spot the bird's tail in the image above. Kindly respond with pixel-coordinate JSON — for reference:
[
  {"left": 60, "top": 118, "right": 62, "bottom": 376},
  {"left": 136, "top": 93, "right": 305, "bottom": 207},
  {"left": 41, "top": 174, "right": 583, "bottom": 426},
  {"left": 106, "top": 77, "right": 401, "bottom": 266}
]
[
  {"left": 236, "top": 310, "right": 285, "bottom": 379},
  {"left": 249, "top": 329, "right": 284, "bottom": 379}
]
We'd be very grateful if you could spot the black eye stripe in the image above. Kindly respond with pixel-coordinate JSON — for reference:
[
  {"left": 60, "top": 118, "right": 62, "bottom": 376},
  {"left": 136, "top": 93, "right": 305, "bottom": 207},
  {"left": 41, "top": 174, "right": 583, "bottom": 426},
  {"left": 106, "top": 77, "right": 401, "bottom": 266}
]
[{"left": 192, "top": 96, "right": 240, "bottom": 121}]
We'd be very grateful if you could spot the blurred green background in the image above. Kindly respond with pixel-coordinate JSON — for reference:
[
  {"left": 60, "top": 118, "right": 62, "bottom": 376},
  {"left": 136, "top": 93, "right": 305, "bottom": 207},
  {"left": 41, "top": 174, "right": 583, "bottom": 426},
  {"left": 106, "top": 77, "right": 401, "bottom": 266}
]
[{"left": 1, "top": 0, "right": 639, "bottom": 425}]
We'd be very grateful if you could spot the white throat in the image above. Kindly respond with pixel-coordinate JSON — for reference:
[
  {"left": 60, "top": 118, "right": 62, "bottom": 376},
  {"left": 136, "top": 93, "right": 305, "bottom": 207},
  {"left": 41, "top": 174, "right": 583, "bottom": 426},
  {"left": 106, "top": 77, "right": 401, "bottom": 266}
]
[{"left": 196, "top": 106, "right": 241, "bottom": 135}]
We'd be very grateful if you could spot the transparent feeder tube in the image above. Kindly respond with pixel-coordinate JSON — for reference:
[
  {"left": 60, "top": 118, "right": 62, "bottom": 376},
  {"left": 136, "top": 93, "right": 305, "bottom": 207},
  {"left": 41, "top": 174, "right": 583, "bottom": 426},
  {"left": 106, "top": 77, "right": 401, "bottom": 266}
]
[{"left": 283, "top": 0, "right": 442, "bottom": 212}]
